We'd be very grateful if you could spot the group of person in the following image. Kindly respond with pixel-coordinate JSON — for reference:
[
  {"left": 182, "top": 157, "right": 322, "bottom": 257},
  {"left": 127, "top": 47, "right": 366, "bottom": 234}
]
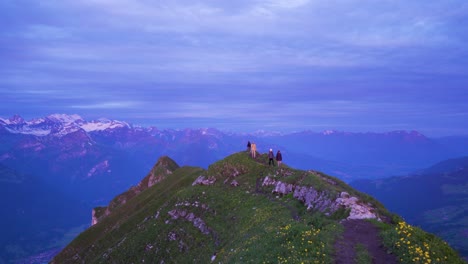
[{"left": 247, "top": 141, "right": 282, "bottom": 167}]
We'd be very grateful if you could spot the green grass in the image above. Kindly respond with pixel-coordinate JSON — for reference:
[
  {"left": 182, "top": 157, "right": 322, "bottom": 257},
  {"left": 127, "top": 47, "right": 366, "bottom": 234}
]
[
  {"left": 377, "top": 219, "right": 465, "bottom": 264},
  {"left": 355, "top": 243, "right": 372, "bottom": 264}
]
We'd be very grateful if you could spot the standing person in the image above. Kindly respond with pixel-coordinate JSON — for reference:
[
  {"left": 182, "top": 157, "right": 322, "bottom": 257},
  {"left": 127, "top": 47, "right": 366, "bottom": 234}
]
[
  {"left": 276, "top": 150, "right": 283, "bottom": 167},
  {"left": 268, "top": 149, "right": 275, "bottom": 166},
  {"left": 251, "top": 142, "right": 257, "bottom": 158},
  {"left": 247, "top": 141, "right": 251, "bottom": 152}
]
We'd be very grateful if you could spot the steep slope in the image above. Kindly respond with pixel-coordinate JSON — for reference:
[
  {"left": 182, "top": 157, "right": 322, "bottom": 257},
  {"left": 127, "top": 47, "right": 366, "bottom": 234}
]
[
  {"left": 92, "top": 156, "right": 180, "bottom": 225},
  {"left": 52, "top": 152, "right": 464, "bottom": 263},
  {"left": 351, "top": 156, "right": 468, "bottom": 259}
]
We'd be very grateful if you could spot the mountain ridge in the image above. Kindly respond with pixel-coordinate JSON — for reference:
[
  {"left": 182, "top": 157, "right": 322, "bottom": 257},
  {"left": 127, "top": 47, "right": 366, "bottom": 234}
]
[
  {"left": 0, "top": 113, "right": 438, "bottom": 139},
  {"left": 2, "top": 113, "right": 460, "bottom": 182},
  {"left": 4, "top": 113, "right": 460, "bottom": 191},
  {"left": 92, "top": 156, "right": 180, "bottom": 226},
  {"left": 52, "top": 151, "right": 464, "bottom": 263}
]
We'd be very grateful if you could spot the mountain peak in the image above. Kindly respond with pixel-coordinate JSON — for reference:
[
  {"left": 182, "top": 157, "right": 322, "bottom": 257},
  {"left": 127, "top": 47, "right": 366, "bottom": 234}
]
[
  {"left": 92, "top": 156, "right": 180, "bottom": 225},
  {"left": 0, "top": 114, "right": 25, "bottom": 125},
  {"left": 0, "top": 114, "right": 132, "bottom": 136},
  {"left": 46, "top": 113, "right": 84, "bottom": 124},
  {"left": 322, "top": 130, "right": 338, "bottom": 135},
  {"left": 155, "top": 156, "right": 180, "bottom": 171},
  {"left": 9, "top": 114, "right": 25, "bottom": 124}
]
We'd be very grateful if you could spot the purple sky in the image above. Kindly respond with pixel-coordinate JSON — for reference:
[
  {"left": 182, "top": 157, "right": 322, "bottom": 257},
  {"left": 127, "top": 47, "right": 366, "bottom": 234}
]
[{"left": 1, "top": 0, "right": 467, "bottom": 136}]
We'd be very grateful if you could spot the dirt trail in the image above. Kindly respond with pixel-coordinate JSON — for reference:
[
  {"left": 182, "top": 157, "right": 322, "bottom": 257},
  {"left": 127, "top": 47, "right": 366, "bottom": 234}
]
[{"left": 334, "top": 219, "right": 398, "bottom": 264}]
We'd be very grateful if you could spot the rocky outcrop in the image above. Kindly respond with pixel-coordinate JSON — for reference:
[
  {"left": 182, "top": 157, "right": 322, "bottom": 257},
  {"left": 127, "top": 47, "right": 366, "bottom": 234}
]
[
  {"left": 336, "top": 192, "right": 379, "bottom": 220},
  {"left": 91, "top": 209, "right": 98, "bottom": 226},
  {"left": 192, "top": 175, "right": 216, "bottom": 186},
  {"left": 168, "top": 209, "right": 211, "bottom": 235},
  {"left": 91, "top": 207, "right": 110, "bottom": 226},
  {"left": 293, "top": 185, "right": 340, "bottom": 213},
  {"left": 262, "top": 176, "right": 380, "bottom": 220}
]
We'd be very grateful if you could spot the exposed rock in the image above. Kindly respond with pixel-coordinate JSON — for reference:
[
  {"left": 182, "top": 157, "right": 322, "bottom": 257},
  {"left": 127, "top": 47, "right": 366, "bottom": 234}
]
[
  {"left": 193, "top": 217, "right": 210, "bottom": 235},
  {"left": 174, "top": 200, "right": 209, "bottom": 210},
  {"left": 168, "top": 209, "right": 212, "bottom": 235},
  {"left": 262, "top": 177, "right": 380, "bottom": 220},
  {"left": 262, "top": 176, "right": 294, "bottom": 196},
  {"left": 168, "top": 232, "right": 177, "bottom": 241},
  {"left": 231, "top": 168, "right": 242, "bottom": 177},
  {"left": 91, "top": 207, "right": 111, "bottom": 226},
  {"left": 186, "top": 212, "right": 195, "bottom": 222},
  {"left": 91, "top": 209, "right": 98, "bottom": 226},
  {"left": 192, "top": 175, "right": 216, "bottom": 186},
  {"left": 145, "top": 244, "right": 154, "bottom": 252},
  {"left": 293, "top": 185, "right": 339, "bottom": 213},
  {"left": 262, "top": 176, "right": 276, "bottom": 186},
  {"left": 147, "top": 169, "right": 173, "bottom": 188},
  {"left": 336, "top": 192, "right": 380, "bottom": 220},
  {"left": 275, "top": 182, "right": 294, "bottom": 194}
]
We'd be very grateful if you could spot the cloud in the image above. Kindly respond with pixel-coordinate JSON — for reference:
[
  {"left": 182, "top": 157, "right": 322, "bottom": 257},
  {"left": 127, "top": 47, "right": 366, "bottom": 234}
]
[
  {"left": 71, "top": 101, "right": 143, "bottom": 109},
  {"left": 6, "top": 0, "right": 467, "bottom": 82}
]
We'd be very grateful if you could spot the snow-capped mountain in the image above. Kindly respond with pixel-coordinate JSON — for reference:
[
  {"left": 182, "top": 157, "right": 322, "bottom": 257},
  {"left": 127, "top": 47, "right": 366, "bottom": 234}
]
[
  {"left": 0, "top": 114, "right": 130, "bottom": 137},
  {"left": 0, "top": 114, "right": 244, "bottom": 196},
  {"left": 1, "top": 113, "right": 466, "bottom": 184}
]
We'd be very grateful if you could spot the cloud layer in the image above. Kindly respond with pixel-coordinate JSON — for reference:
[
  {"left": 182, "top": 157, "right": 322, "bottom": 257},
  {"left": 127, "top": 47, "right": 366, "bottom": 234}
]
[{"left": 1, "top": 0, "right": 467, "bottom": 135}]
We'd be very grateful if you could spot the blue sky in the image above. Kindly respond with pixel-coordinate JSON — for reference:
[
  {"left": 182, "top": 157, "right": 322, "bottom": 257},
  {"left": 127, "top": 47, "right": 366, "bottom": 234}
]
[{"left": 1, "top": 0, "right": 467, "bottom": 136}]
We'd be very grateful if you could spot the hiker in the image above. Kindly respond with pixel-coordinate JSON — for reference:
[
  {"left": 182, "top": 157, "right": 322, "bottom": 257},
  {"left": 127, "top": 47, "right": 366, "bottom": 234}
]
[
  {"left": 247, "top": 141, "right": 251, "bottom": 152},
  {"left": 268, "top": 149, "right": 275, "bottom": 166},
  {"left": 276, "top": 150, "right": 282, "bottom": 167},
  {"left": 251, "top": 142, "right": 257, "bottom": 158}
]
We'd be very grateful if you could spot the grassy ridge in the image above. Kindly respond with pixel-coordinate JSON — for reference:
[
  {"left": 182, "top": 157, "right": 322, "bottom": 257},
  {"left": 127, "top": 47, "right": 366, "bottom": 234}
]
[{"left": 52, "top": 151, "right": 465, "bottom": 263}]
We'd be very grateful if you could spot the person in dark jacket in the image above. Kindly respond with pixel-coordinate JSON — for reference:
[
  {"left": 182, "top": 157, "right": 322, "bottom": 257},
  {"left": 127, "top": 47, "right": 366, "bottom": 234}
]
[
  {"left": 247, "top": 141, "right": 251, "bottom": 152},
  {"left": 276, "top": 150, "right": 283, "bottom": 167},
  {"left": 268, "top": 149, "right": 275, "bottom": 166}
]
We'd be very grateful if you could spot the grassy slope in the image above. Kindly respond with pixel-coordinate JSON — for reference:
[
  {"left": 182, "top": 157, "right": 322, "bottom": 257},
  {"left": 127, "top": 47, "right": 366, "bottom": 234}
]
[{"left": 52, "top": 152, "right": 465, "bottom": 263}]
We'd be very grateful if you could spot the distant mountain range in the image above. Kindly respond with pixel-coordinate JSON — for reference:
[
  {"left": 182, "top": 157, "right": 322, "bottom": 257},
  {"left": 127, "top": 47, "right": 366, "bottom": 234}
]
[
  {"left": 2, "top": 114, "right": 467, "bottom": 182},
  {"left": 351, "top": 156, "right": 468, "bottom": 259},
  {"left": 1, "top": 113, "right": 467, "bottom": 262}
]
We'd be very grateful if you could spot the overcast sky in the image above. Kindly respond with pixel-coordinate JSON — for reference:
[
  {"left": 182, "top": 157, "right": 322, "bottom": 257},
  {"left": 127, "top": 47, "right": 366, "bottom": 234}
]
[{"left": 1, "top": 0, "right": 467, "bottom": 136}]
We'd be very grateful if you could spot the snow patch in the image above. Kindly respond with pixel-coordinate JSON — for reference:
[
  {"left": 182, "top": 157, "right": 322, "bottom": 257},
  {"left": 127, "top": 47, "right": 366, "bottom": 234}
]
[
  {"left": 322, "top": 130, "right": 336, "bottom": 135},
  {"left": 80, "top": 120, "right": 129, "bottom": 132},
  {"left": 5, "top": 126, "right": 51, "bottom": 136},
  {"left": 46, "top": 114, "right": 84, "bottom": 124}
]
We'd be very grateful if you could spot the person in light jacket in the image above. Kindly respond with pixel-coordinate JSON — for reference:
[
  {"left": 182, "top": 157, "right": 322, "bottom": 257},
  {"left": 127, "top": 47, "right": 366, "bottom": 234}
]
[{"left": 251, "top": 142, "right": 257, "bottom": 158}]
